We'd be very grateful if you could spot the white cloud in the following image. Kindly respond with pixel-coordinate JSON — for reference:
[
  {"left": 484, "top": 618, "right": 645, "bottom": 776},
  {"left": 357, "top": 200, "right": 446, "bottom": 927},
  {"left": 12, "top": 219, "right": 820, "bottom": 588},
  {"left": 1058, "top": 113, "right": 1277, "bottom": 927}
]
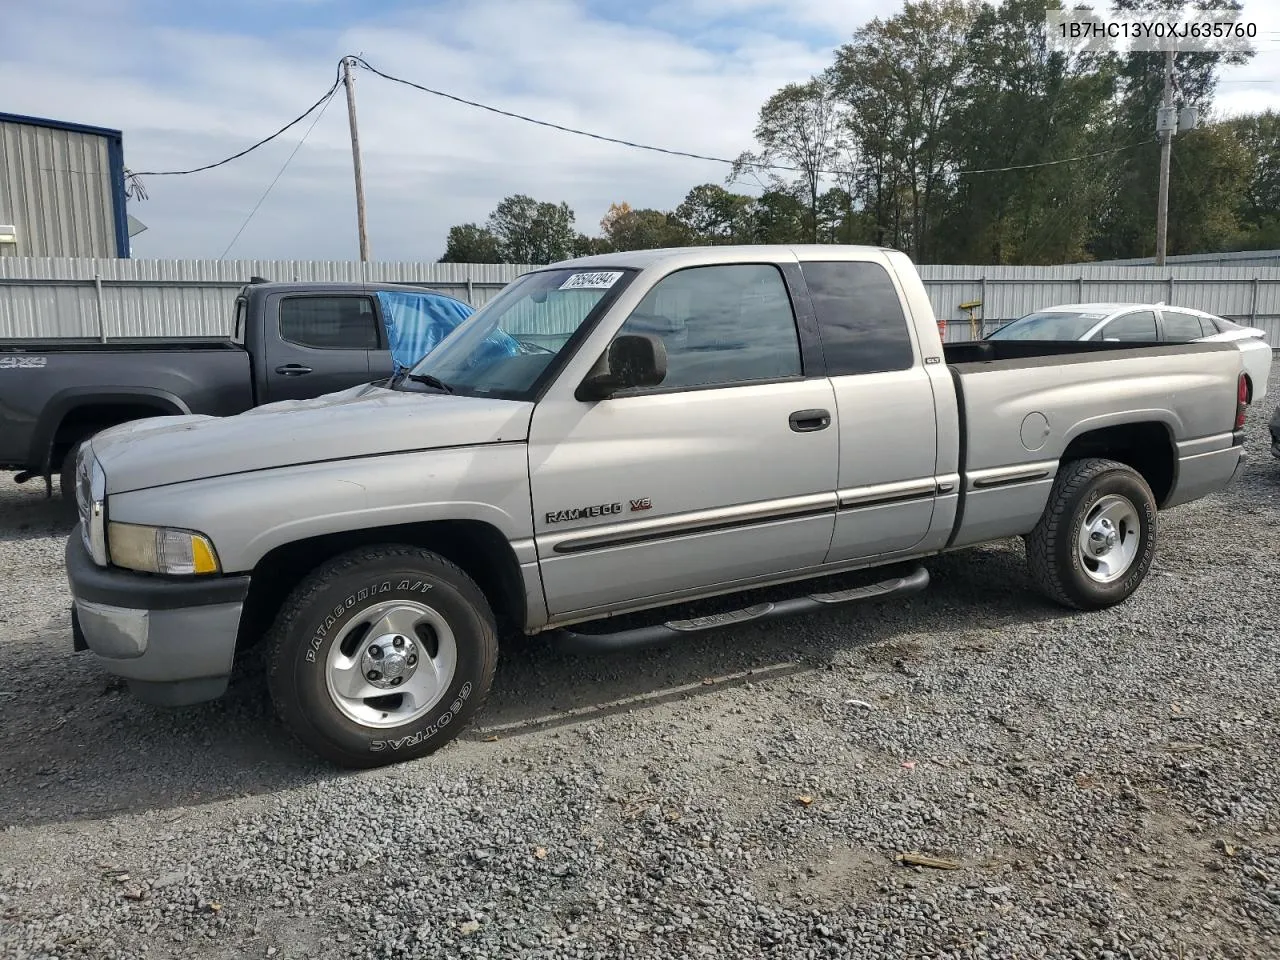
[
  {"left": 1211, "top": 0, "right": 1280, "bottom": 118},
  {"left": 0, "top": 0, "right": 854, "bottom": 261},
  {"left": 3, "top": 0, "right": 1277, "bottom": 261}
]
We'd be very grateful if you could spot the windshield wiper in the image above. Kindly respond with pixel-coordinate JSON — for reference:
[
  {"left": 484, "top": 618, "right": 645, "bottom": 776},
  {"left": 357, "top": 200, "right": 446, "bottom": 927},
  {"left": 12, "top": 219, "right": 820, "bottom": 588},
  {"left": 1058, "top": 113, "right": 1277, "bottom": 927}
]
[{"left": 393, "top": 371, "right": 455, "bottom": 394}]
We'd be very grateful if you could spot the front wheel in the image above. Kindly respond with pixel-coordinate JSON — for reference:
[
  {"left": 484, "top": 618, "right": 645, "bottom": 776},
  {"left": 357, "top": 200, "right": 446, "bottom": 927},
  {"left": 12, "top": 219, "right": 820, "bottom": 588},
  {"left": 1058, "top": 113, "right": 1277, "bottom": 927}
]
[
  {"left": 1025, "top": 457, "right": 1158, "bottom": 611},
  {"left": 266, "top": 545, "right": 498, "bottom": 768}
]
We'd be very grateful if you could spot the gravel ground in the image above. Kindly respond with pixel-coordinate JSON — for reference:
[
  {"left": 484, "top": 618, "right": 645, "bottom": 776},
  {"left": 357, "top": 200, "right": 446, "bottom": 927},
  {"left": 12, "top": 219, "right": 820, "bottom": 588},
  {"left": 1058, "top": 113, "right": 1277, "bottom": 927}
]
[{"left": 2, "top": 411, "right": 1280, "bottom": 959}]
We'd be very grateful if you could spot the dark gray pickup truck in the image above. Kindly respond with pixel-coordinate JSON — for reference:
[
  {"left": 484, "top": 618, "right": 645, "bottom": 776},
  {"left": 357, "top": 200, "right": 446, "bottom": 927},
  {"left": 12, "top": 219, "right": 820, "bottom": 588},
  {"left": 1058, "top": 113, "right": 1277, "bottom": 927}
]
[{"left": 0, "top": 280, "right": 474, "bottom": 499}]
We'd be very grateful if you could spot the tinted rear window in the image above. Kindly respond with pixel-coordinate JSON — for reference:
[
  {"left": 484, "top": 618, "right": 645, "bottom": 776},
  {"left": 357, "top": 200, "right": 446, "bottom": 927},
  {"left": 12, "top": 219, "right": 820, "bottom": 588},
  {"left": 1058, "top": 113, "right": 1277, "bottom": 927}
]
[
  {"left": 988, "top": 310, "right": 1107, "bottom": 340},
  {"left": 1099, "top": 311, "right": 1158, "bottom": 342},
  {"left": 801, "top": 261, "right": 914, "bottom": 376},
  {"left": 232, "top": 298, "right": 246, "bottom": 345},
  {"left": 1161, "top": 310, "right": 1208, "bottom": 342}
]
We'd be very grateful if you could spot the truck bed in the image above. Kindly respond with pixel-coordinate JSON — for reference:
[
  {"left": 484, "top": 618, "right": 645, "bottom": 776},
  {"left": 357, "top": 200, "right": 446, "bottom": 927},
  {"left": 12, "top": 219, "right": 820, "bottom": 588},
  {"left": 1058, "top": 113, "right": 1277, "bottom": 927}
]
[
  {"left": 942, "top": 338, "right": 1192, "bottom": 364},
  {"left": 943, "top": 338, "right": 1244, "bottom": 549},
  {"left": 0, "top": 346, "right": 254, "bottom": 469}
]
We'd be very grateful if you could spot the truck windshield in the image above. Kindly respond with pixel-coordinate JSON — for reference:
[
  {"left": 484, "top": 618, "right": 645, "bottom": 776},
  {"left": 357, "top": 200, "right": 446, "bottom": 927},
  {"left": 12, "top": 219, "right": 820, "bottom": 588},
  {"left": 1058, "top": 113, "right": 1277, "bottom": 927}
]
[
  {"left": 399, "top": 268, "right": 635, "bottom": 400},
  {"left": 986, "top": 311, "right": 1107, "bottom": 341}
]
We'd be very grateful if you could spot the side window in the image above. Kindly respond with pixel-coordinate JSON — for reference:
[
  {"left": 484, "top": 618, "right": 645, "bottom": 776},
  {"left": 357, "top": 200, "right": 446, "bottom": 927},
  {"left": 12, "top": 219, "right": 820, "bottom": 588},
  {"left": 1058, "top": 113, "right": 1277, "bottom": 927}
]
[
  {"left": 232, "top": 298, "right": 246, "bottom": 345},
  {"left": 1100, "top": 310, "right": 1158, "bottom": 342},
  {"left": 278, "top": 296, "right": 380, "bottom": 350},
  {"left": 615, "top": 264, "right": 802, "bottom": 390},
  {"left": 800, "top": 260, "right": 914, "bottom": 375},
  {"left": 1161, "top": 309, "right": 1209, "bottom": 341}
]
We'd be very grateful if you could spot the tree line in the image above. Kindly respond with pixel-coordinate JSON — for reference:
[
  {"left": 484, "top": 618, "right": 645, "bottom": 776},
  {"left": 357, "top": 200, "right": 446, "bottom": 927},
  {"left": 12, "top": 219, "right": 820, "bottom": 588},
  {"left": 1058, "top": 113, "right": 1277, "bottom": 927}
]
[{"left": 440, "top": 0, "right": 1280, "bottom": 266}]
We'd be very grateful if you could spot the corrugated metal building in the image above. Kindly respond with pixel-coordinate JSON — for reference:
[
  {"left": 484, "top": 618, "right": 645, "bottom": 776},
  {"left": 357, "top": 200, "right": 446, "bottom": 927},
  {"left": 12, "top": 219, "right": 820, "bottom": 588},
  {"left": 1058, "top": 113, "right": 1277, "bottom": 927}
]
[
  {"left": 1073, "top": 249, "right": 1280, "bottom": 267},
  {"left": 0, "top": 112, "right": 129, "bottom": 259}
]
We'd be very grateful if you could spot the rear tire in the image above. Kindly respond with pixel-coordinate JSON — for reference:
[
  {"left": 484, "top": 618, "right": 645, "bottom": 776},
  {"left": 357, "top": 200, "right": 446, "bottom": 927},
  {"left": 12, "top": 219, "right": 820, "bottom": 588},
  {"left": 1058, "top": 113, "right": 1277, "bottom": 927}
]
[
  {"left": 265, "top": 545, "right": 498, "bottom": 769},
  {"left": 1025, "top": 458, "right": 1157, "bottom": 611}
]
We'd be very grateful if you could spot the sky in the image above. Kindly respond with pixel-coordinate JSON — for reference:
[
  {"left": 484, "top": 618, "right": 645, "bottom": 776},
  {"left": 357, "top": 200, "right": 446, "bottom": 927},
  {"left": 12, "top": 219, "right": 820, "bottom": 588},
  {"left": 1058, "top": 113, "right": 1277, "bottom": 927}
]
[{"left": 3, "top": 0, "right": 1279, "bottom": 262}]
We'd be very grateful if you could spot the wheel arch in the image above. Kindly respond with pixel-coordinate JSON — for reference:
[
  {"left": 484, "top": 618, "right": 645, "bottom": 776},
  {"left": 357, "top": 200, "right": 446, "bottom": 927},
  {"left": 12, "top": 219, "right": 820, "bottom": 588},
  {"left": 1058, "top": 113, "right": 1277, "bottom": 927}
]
[
  {"left": 236, "top": 519, "right": 528, "bottom": 654},
  {"left": 1058, "top": 419, "right": 1176, "bottom": 507},
  {"left": 32, "top": 388, "right": 190, "bottom": 475}
]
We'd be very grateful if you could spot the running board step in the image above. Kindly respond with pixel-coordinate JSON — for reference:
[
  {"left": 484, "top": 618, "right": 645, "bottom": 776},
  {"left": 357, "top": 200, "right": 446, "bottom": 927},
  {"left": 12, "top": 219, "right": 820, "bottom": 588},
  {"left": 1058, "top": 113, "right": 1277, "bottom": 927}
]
[{"left": 550, "top": 564, "right": 930, "bottom": 653}]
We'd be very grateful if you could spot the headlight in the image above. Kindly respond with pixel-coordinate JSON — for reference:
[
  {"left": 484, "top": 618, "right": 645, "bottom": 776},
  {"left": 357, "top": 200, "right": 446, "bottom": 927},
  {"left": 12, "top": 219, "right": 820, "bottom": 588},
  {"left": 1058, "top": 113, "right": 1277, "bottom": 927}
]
[
  {"left": 107, "top": 522, "right": 221, "bottom": 575},
  {"left": 77, "top": 450, "right": 108, "bottom": 567}
]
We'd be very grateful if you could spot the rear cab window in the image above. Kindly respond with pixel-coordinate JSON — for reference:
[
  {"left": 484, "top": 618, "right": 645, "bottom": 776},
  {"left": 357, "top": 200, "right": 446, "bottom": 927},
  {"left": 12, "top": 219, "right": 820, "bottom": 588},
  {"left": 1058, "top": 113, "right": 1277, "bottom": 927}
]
[
  {"left": 799, "top": 260, "right": 915, "bottom": 375},
  {"left": 278, "top": 295, "right": 381, "bottom": 350}
]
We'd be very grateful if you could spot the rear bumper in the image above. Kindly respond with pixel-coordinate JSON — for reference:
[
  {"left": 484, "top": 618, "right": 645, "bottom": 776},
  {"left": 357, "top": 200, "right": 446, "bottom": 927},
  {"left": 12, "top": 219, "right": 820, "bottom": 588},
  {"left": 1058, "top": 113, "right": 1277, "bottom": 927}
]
[
  {"left": 1164, "top": 433, "right": 1244, "bottom": 509},
  {"left": 65, "top": 530, "right": 251, "bottom": 706}
]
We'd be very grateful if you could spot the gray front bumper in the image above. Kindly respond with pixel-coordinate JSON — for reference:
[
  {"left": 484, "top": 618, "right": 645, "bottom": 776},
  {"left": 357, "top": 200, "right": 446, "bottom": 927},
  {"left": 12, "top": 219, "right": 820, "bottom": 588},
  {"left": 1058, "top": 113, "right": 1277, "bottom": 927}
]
[{"left": 66, "top": 531, "right": 251, "bottom": 706}]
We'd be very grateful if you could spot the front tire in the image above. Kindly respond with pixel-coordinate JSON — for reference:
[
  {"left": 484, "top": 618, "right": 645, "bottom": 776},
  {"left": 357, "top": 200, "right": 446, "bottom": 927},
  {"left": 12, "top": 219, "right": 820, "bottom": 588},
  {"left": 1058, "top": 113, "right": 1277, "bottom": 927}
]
[
  {"left": 266, "top": 545, "right": 497, "bottom": 768},
  {"left": 1025, "top": 458, "right": 1158, "bottom": 611}
]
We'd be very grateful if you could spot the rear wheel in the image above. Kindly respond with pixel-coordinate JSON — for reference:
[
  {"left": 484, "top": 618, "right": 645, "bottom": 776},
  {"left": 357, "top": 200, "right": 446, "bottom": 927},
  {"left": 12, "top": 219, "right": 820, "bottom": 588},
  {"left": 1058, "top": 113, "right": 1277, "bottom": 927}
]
[
  {"left": 1025, "top": 457, "right": 1158, "bottom": 611},
  {"left": 265, "top": 545, "right": 498, "bottom": 768}
]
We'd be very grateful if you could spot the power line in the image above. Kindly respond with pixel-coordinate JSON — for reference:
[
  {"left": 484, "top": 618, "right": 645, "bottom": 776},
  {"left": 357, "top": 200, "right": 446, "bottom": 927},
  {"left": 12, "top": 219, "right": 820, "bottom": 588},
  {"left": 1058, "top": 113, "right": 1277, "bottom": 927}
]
[
  {"left": 129, "top": 64, "right": 343, "bottom": 178},
  {"left": 350, "top": 56, "right": 1150, "bottom": 178},
  {"left": 952, "top": 142, "right": 1148, "bottom": 175},
  {"left": 219, "top": 85, "right": 338, "bottom": 260},
  {"left": 126, "top": 53, "right": 1155, "bottom": 187},
  {"left": 347, "top": 56, "right": 768, "bottom": 170}
]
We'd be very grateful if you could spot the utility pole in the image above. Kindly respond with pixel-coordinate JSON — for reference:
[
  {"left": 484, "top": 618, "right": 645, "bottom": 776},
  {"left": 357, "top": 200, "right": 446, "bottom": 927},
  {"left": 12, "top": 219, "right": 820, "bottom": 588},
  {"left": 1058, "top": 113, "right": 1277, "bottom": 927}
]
[
  {"left": 1155, "top": 49, "right": 1175, "bottom": 266},
  {"left": 342, "top": 56, "right": 371, "bottom": 263}
]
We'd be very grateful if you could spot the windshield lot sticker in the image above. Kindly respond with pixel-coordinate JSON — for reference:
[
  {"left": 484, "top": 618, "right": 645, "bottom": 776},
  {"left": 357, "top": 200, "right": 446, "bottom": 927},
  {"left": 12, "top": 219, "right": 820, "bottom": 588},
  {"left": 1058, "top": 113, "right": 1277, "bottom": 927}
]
[{"left": 560, "top": 271, "right": 623, "bottom": 290}]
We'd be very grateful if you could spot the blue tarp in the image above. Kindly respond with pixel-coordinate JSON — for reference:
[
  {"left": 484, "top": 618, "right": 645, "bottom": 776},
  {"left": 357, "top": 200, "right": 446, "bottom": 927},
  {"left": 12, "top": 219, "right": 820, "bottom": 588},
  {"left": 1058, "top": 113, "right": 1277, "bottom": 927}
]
[{"left": 376, "top": 289, "right": 476, "bottom": 371}]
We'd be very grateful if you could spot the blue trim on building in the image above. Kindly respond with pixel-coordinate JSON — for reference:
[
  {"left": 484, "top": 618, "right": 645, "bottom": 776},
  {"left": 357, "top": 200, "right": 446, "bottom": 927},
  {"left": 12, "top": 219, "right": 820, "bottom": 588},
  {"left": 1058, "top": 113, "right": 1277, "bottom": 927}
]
[
  {"left": 105, "top": 134, "right": 129, "bottom": 258},
  {"left": 0, "top": 111, "right": 131, "bottom": 258},
  {"left": 0, "top": 111, "right": 122, "bottom": 140}
]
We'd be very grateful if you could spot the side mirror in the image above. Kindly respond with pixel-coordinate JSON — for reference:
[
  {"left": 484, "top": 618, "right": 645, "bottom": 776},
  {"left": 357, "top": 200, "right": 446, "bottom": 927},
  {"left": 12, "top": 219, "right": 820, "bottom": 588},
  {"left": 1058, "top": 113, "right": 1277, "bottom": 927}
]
[{"left": 576, "top": 334, "right": 668, "bottom": 401}]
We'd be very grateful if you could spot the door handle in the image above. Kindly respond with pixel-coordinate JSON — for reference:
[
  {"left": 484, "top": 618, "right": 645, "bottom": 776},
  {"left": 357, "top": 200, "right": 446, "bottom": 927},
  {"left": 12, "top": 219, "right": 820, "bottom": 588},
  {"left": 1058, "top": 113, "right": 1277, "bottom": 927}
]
[
  {"left": 789, "top": 408, "right": 831, "bottom": 433},
  {"left": 274, "top": 364, "right": 313, "bottom": 376}
]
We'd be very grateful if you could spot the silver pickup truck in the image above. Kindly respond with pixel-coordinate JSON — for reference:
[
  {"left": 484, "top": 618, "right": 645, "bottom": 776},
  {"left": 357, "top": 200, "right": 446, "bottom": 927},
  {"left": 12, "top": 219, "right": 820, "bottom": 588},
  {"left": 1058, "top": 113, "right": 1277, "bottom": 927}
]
[{"left": 65, "top": 245, "right": 1248, "bottom": 767}]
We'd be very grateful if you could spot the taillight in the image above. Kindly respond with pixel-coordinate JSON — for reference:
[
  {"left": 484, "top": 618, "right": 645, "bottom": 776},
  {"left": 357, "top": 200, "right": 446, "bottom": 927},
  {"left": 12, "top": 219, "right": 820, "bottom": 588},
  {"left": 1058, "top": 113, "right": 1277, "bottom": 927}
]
[{"left": 1236, "top": 373, "right": 1248, "bottom": 429}]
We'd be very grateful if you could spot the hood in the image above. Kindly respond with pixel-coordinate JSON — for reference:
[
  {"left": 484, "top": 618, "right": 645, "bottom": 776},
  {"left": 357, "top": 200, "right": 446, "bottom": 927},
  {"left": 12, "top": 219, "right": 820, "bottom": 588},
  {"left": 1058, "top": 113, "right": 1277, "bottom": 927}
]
[{"left": 88, "top": 382, "right": 534, "bottom": 494}]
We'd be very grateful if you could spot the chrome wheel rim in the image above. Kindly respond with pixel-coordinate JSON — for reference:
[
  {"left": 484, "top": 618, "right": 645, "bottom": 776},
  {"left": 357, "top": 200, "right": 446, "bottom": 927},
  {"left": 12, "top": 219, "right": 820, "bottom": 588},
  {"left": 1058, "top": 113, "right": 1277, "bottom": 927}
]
[
  {"left": 1077, "top": 494, "right": 1141, "bottom": 584},
  {"left": 324, "top": 599, "right": 458, "bottom": 729}
]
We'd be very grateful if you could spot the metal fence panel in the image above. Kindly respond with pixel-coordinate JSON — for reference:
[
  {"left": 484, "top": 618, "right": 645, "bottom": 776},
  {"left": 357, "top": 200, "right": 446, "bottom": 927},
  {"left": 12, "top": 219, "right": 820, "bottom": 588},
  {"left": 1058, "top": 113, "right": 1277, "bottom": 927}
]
[
  {"left": 5, "top": 257, "right": 1280, "bottom": 343},
  {"left": 0, "top": 258, "right": 535, "bottom": 338}
]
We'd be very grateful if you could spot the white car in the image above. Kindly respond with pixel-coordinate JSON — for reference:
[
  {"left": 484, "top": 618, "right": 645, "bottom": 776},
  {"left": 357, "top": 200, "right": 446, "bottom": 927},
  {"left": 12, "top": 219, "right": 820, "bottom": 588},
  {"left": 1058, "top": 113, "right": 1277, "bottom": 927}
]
[{"left": 987, "top": 302, "right": 1272, "bottom": 404}]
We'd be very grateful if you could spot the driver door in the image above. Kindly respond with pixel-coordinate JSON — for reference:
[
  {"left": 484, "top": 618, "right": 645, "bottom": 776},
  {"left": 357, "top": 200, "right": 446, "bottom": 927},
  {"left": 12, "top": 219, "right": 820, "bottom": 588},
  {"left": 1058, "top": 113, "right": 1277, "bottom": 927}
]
[{"left": 526, "top": 262, "right": 840, "bottom": 619}]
